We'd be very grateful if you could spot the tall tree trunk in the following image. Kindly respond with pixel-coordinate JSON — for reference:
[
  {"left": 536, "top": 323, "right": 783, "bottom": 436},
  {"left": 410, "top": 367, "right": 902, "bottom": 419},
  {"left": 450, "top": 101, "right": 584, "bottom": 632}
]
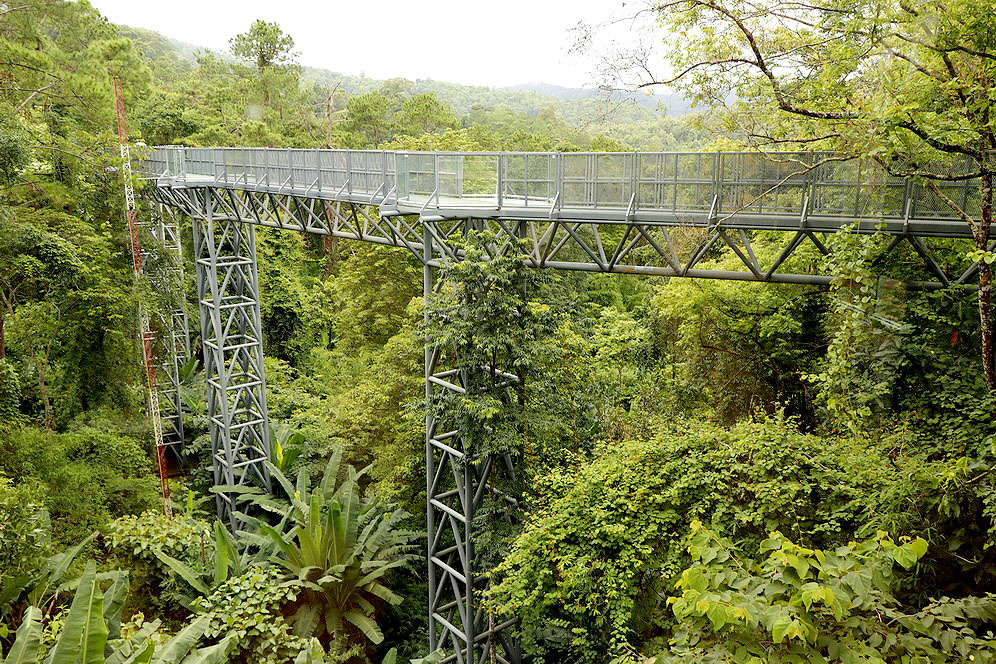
[
  {"left": 977, "top": 172, "right": 995, "bottom": 391},
  {"left": 38, "top": 359, "right": 52, "bottom": 429},
  {"left": 0, "top": 309, "right": 5, "bottom": 360}
]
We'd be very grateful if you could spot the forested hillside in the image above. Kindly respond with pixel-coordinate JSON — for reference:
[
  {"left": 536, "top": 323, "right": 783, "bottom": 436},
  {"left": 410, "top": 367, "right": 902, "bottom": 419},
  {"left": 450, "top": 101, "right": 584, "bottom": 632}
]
[
  {"left": 118, "top": 24, "right": 701, "bottom": 151},
  {"left": 2, "top": 2, "right": 996, "bottom": 664}
]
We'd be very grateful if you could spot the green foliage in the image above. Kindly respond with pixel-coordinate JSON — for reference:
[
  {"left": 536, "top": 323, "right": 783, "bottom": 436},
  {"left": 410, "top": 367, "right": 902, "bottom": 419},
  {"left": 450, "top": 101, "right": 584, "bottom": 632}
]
[
  {"left": 234, "top": 454, "right": 416, "bottom": 650},
  {"left": 270, "top": 425, "right": 305, "bottom": 473},
  {"left": 648, "top": 231, "right": 825, "bottom": 424},
  {"left": 0, "top": 360, "right": 21, "bottom": 425},
  {"left": 3, "top": 561, "right": 233, "bottom": 664},
  {"left": 0, "top": 426, "right": 159, "bottom": 545},
  {"left": 105, "top": 512, "right": 212, "bottom": 567},
  {"left": 193, "top": 566, "right": 303, "bottom": 664},
  {"left": 658, "top": 522, "right": 996, "bottom": 664},
  {"left": 424, "top": 230, "right": 553, "bottom": 461},
  {"left": 488, "top": 416, "right": 897, "bottom": 662},
  {"left": 0, "top": 475, "right": 49, "bottom": 582},
  {"left": 104, "top": 512, "right": 215, "bottom": 613},
  {"left": 230, "top": 20, "right": 296, "bottom": 71},
  {"left": 1, "top": 505, "right": 94, "bottom": 625},
  {"left": 803, "top": 229, "right": 910, "bottom": 431}
]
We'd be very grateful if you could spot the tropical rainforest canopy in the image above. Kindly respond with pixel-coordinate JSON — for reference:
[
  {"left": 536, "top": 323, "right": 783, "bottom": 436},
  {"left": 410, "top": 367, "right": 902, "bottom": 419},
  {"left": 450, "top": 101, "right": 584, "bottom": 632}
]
[{"left": 2, "top": 1, "right": 996, "bottom": 663}]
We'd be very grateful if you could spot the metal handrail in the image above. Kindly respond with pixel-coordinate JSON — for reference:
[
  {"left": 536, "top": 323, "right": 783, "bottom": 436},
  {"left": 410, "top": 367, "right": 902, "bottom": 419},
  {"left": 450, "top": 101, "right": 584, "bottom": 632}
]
[{"left": 137, "top": 146, "right": 981, "bottom": 222}]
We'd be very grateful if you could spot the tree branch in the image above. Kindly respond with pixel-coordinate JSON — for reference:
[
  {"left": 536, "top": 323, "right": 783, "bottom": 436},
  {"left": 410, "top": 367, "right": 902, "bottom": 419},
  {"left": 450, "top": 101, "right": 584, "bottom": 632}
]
[{"left": 924, "top": 179, "right": 977, "bottom": 226}]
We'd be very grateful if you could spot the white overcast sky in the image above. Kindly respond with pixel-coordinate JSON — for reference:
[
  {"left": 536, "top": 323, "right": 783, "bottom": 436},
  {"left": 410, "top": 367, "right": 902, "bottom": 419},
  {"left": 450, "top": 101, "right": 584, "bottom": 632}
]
[{"left": 88, "top": 0, "right": 655, "bottom": 88}]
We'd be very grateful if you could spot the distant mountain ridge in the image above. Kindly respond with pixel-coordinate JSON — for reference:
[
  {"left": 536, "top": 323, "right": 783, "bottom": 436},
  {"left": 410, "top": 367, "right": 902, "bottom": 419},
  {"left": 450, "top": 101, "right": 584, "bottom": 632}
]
[{"left": 120, "top": 24, "right": 698, "bottom": 150}]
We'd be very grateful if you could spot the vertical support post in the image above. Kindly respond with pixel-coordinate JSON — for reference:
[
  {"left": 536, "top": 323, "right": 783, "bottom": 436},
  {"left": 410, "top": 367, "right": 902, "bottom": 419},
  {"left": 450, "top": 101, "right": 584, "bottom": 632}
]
[
  {"left": 192, "top": 187, "right": 272, "bottom": 531},
  {"left": 423, "top": 217, "right": 521, "bottom": 664},
  {"left": 153, "top": 206, "right": 191, "bottom": 458}
]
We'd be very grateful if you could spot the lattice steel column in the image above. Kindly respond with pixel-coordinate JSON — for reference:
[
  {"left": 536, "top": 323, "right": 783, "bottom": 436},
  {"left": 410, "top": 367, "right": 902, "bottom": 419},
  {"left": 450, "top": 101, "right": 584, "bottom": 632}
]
[
  {"left": 148, "top": 206, "right": 191, "bottom": 457},
  {"left": 424, "top": 224, "right": 521, "bottom": 664},
  {"left": 191, "top": 187, "right": 272, "bottom": 529}
]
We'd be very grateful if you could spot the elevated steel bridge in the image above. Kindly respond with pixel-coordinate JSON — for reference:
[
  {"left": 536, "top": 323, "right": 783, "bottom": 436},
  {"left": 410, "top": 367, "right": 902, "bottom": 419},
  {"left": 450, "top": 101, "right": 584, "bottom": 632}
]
[{"left": 139, "top": 145, "right": 984, "bottom": 664}]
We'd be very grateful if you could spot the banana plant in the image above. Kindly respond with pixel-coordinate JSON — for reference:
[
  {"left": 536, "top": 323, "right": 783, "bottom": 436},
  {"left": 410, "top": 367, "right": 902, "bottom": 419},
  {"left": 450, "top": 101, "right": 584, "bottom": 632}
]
[
  {"left": 228, "top": 451, "right": 417, "bottom": 646},
  {"left": 1, "top": 561, "right": 233, "bottom": 664},
  {"left": 1, "top": 531, "right": 97, "bottom": 622}
]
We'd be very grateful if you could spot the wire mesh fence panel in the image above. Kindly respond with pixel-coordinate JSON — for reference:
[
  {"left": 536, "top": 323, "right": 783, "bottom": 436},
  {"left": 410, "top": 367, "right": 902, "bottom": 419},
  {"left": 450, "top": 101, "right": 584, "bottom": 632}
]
[
  {"left": 437, "top": 155, "right": 461, "bottom": 199},
  {"left": 637, "top": 152, "right": 680, "bottom": 211},
  {"left": 675, "top": 153, "right": 716, "bottom": 212},
  {"left": 184, "top": 148, "right": 214, "bottom": 178},
  {"left": 348, "top": 151, "right": 388, "bottom": 194},
  {"left": 290, "top": 149, "right": 316, "bottom": 188},
  {"left": 718, "top": 153, "right": 811, "bottom": 215},
  {"left": 503, "top": 153, "right": 555, "bottom": 207},
  {"left": 143, "top": 147, "right": 983, "bottom": 226},
  {"left": 399, "top": 152, "right": 437, "bottom": 202},
  {"left": 460, "top": 154, "right": 499, "bottom": 204},
  {"left": 317, "top": 150, "right": 349, "bottom": 192}
]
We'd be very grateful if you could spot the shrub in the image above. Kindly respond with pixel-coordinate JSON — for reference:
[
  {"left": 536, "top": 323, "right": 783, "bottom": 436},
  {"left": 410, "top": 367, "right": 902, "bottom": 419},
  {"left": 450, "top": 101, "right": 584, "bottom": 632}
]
[
  {"left": 0, "top": 474, "right": 50, "bottom": 579},
  {"left": 657, "top": 522, "right": 996, "bottom": 663},
  {"left": 488, "top": 415, "right": 895, "bottom": 662},
  {"left": 193, "top": 566, "right": 306, "bottom": 664},
  {"left": 104, "top": 511, "right": 213, "bottom": 617},
  {"left": 0, "top": 424, "right": 159, "bottom": 543}
]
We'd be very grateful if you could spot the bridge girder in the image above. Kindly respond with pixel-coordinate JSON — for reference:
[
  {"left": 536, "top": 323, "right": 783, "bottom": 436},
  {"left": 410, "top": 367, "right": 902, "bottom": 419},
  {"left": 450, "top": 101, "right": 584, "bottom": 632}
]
[{"left": 152, "top": 184, "right": 983, "bottom": 290}]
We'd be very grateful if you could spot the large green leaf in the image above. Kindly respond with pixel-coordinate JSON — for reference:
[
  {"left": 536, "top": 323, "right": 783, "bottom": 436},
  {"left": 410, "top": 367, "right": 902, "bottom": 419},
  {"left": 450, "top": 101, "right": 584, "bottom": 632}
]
[
  {"left": 4, "top": 606, "right": 42, "bottom": 664},
  {"left": 150, "top": 614, "right": 211, "bottom": 664},
  {"left": 176, "top": 635, "right": 234, "bottom": 664},
  {"left": 343, "top": 609, "right": 383, "bottom": 644},
  {"left": 105, "top": 621, "right": 161, "bottom": 664},
  {"left": 46, "top": 561, "right": 107, "bottom": 664},
  {"left": 291, "top": 603, "right": 321, "bottom": 638},
  {"left": 292, "top": 639, "right": 324, "bottom": 664},
  {"left": 151, "top": 549, "right": 210, "bottom": 597},
  {"left": 29, "top": 532, "right": 97, "bottom": 605},
  {"left": 118, "top": 641, "right": 155, "bottom": 664},
  {"left": 102, "top": 572, "right": 130, "bottom": 642},
  {"left": 211, "top": 521, "right": 235, "bottom": 587}
]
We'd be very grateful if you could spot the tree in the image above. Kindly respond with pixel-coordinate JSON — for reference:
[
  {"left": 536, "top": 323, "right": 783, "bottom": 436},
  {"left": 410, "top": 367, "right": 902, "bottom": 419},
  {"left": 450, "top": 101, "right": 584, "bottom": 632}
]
[
  {"left": 595, "top": 0, "right": 996, "bottom": 388},
  {"left": 229, "top": 20, "right": 296, "bottom": 71},
  {"left": 395, "top": 93, "right": 458, "bottom": 136},
  {"left": 342, "top": 93, "right": 393, "bottom": 148}
]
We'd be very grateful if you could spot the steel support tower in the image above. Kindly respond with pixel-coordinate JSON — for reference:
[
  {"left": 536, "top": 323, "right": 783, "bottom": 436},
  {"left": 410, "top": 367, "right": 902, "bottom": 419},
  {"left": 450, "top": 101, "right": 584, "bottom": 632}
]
[
  {"left": 188, "top": 188, "right": 272, "bottom": 530},
  {"left": 423, "top": 227, "right": 522, "bottom": 664},
  {"left": 140, "top": 145, "right": 989, "bottom": 663},
  {"left": 142, "top": 206, "right": 191, "bottom": 456}
]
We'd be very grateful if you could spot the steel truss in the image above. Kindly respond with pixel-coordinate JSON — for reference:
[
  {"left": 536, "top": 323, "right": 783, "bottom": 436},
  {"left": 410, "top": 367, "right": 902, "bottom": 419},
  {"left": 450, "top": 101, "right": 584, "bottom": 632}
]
[
  {"left": 142, "top": 206, "right": 192, "bottom": 456},
  {"left": 146, "top": 167, "right": 986, "bottom": 663},
  {"left": 423, "top": 230, "right": 523, "bottom": 664},
  {"left": 151, "top": 185, "right": 982, "bottom": 290},
  {"left": 186, "top": 188, "right": 272, "bottom": 529}
]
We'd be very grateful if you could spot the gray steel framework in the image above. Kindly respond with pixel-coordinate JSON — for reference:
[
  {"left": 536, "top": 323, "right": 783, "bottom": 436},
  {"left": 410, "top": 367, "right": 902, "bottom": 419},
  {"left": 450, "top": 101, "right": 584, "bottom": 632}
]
[
  {"left": 139, "top": 146, "right": 989, "bottom": 663},
  {"left": 423, "top": 229, "right": 522, "bottom": 664},
  {"left": 145, "top": 206, "right": 191, "bottom": 455},
  {"left": 187, "top": 188, "right": 272, "bottom": 529}
]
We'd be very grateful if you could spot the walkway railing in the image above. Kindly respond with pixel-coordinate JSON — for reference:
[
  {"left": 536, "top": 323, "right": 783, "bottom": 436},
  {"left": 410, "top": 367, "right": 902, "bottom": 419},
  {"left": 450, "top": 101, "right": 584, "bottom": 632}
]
[{"left": 139, "top": 146, "right": 980, "bottom": 224}]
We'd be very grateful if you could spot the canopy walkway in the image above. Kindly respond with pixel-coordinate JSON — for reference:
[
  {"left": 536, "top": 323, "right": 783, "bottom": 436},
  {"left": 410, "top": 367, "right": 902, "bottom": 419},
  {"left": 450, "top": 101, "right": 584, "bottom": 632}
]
[{"left": 138, "top": 146, "right": 984, "bottom": 664}]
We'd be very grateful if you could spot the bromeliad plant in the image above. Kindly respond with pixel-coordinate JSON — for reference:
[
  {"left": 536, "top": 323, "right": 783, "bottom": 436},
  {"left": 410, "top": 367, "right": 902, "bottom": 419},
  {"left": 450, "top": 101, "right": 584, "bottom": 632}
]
[{"left": 231, "top": 451, "right": 417, "bottom": 648}]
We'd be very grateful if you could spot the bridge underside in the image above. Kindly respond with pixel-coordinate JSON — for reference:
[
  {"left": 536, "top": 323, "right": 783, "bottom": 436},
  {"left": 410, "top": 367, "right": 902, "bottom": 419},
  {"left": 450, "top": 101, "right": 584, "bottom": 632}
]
[
  {"left": 148, "top": 171, "right": 984, "bottom": 664},
  {"left": 153, "top": 184, "right": 983, "bottom": 291}
]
